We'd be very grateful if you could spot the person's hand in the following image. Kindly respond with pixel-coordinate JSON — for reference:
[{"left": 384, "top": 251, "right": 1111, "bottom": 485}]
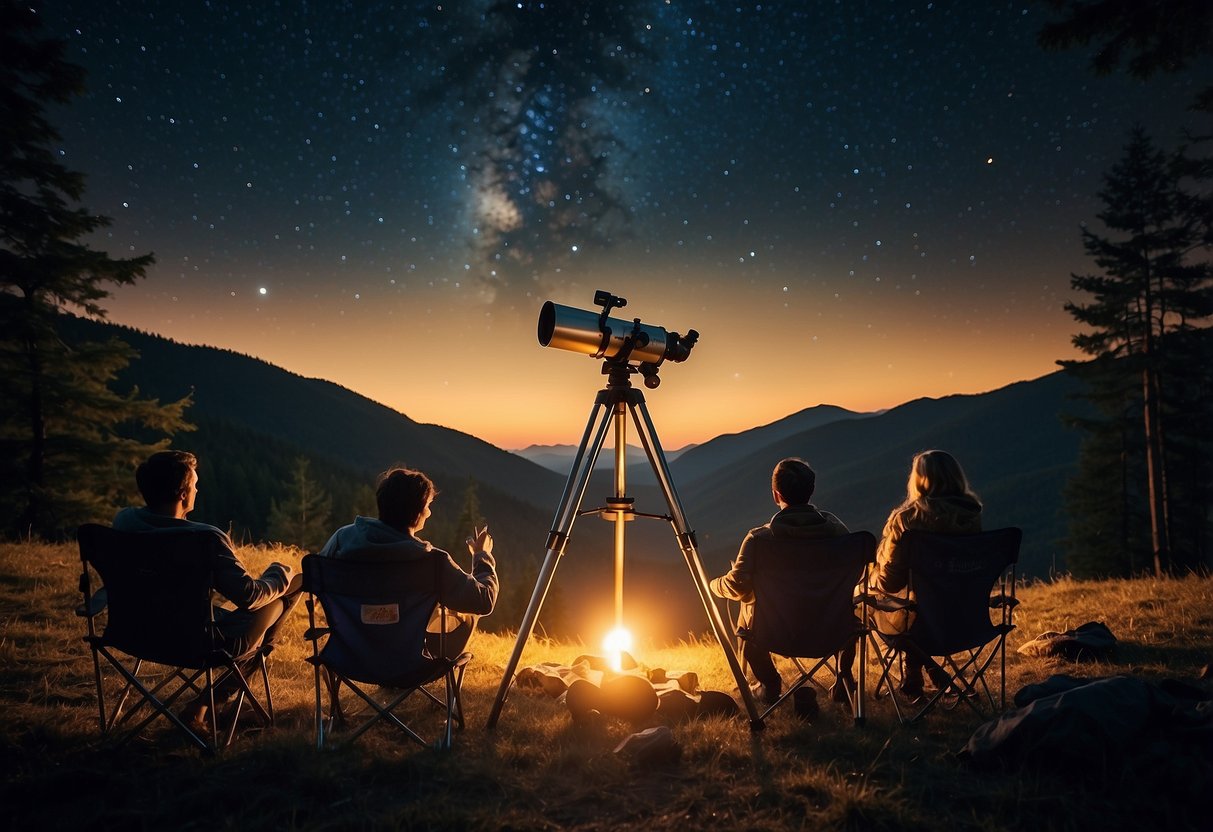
[{"left": 467, "top": 525, "right": 493, "bottom": 556}]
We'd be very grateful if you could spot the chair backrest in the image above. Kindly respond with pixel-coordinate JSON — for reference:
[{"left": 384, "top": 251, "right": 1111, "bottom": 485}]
[
  {"left": 748, "top": 531, "right": 877, "bottom": 659},
  {"left": 302, "top": 554, "right": 441, "bottom": 687},
  {"left": 77, "top": 523, "right": 217, "bottom": 667},
  {"left": 901, "top": 527, "right": 1022, "bottom": 656}
]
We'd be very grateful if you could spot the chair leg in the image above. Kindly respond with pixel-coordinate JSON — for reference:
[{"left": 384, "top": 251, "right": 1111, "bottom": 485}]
[
  {"left": 98, "top": 653, "right": 213, "bottom": 752},
  {"left": 325, "top": 668, "right": 344, "bottom": 726},
  {"left": 88, "top": 644, "right": 108, "bottom": 733},
  {"left": 868, "top": 636, "right": 910, "bottom": 724},
  {"left": 107, "top": 657, "right": 146, "bottom": 731},
  {"left": 313, "top": 660, "right": 326, "bottom": 750},
  {"left": 855, "top": 633, "right": 866, "bottom": 727},
  {"left": 259, "top": 652, "right": 275, "bottom": 725},
  {"left": 442, "top": 671, "right": 455, "bottom": 751}
]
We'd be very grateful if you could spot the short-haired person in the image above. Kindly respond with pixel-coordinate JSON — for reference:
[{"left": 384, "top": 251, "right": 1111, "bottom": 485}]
[
  {"left": 113, "top": 450, "right": 303, "bottom": 723},
  {"left": 870, "top": 449, "right": 983, "bottom": 699},
  {"left": 318, "top": 467, "right": 498, "bottom": 656},
  {"left": 710, "top": 457, "right": 850, "bottom": 706}
]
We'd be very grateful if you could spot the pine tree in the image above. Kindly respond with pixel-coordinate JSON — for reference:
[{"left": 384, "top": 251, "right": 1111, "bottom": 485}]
[
  {"left": 454, "top": 477, "right": 485, "bottom": 540},
  {"left": 266, "top": 457, "right": 333, "bottom": 551},
  {"left": 1060, "top": 358, "right": 1148, "bottom": 576},
  {"left": 0, "top": 2, "right": 191, "bottom": 538},
  {"left": 1038, "top": 0, "right": 1213, "bottom": 110},
  {"left": 1062, "top": 128, "right": 1213, "bottom": 576}
]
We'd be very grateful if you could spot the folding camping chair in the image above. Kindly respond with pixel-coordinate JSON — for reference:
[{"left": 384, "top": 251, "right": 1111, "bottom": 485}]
[
  {"left": 76, "top": 524, "right": 275, "bottom": 753},
  {"left": 736, "top": 530, "right": 877, "bottom": 725},
  {"left": 868, "top": 527, "right": 1021, "bottom": 724},
  {"left": 302, "top": 553, "right": 472, "bottom": 750}
]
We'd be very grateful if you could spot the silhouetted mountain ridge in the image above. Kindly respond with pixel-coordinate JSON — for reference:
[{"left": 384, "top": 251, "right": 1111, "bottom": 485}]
[
  {"left": 681, "top": 372, "right": 1086, "bottom": 580},
  {"left": 60, "top": 315, "right": 565, "bottom": 508},
  {"left": 672, "top": 404, "right": 876, "bottom": 484}
]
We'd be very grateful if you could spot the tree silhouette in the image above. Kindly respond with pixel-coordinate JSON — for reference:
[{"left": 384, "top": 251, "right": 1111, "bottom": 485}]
[
  {"left": 454, "top": 476, "right": 485, "bottom": 538},
  {"left": 0, "top": 2, "right": 190, "bottom": 538},
  {"left": 1062, "top": 128, "right": 1213, "bottom": 575},
  {"left": 1038, "top": 0, "right": 1213, "bottom": 264},
  {"left": 1038, "top": 0, "right": 1213, "bottom": 109},
  {"left": 266, "top": 457, "right": 333, "bottom": 551}
]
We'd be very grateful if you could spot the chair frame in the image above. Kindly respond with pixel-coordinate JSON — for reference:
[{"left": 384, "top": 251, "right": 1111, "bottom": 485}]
[
  {"left": 76, "top": 524, "right": 274, "bottom": 754},
  {"left": 735, "top": 530, "right": 877, "bottom": 725},
  {"left": 868, "top": 527, "right": 1021, "bottom": 724},
  {"left": 302, "top": 554, "right": 471, "bottom": 751}
]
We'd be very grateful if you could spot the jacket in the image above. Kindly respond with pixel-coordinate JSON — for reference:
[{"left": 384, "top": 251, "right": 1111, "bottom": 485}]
[
  {"left": 710, "top": 503, "right": 850, "bottom": 613},
  {"left": 318, "top": 516, "right": 498, "bottom": 616},
  {"left": 111, "top": 506, "right": 293, "bottom": 611},
  {"left": 871, "top": 494, "right": 983, "bottom": 593}
]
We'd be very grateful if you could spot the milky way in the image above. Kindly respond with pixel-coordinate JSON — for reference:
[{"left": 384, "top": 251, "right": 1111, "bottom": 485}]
[{"left": 42, "top": 2, "right": 1205, "bottom": 447}]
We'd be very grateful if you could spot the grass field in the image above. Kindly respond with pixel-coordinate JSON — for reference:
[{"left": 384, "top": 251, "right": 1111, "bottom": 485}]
[{"left": 2, "top": 541, "right": 1210, "bottom": 831}]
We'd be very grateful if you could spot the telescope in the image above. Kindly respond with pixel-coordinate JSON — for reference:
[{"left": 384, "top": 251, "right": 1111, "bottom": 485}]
[
  {"left": 537, "top": 290, "right": 699, "bottom": 386},
  {"left": 490, "top": 290, "right": 767, "bottom": 730}
]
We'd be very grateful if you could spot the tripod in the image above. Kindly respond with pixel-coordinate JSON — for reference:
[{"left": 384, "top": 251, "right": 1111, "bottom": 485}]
[{"left": 485, "top": 361, "right": 764, "bottom": 730}]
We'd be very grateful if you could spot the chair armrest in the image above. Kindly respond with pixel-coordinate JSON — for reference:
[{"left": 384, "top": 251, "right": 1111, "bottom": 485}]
[
  {"left": 867, "top": 593, "right": 914, "bottom": 613},
  {"left": 75, "top": 587, "right": 108, "bottom": 618},
  {"left": 990, "top": 594, "right": 1019, "bottom": 610},
  {"left": 451, "top": 652, "right": 473, "bottom": 670},
  {"left": 302, "top": 626, "right": 331, "bottom": 642}
]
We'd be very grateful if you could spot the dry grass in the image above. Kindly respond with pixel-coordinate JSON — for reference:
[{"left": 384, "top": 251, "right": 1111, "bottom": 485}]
[{"left": 1, "top": 542, "right": 1210, "bottom": 831}]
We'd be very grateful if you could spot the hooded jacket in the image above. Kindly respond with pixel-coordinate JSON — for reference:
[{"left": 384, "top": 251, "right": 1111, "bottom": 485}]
[
  {"left": 871, "top": 494, "right": 983, "bottom": 594},
  {"left": 318, "top": 516, "right": 498, "bottom": 616},
  {"left": 710, "top": 503, "right": 850, "bottom": 615}
]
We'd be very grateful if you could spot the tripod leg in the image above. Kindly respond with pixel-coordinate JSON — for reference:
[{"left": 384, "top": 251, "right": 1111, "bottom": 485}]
[
  {"left": 485, "top": 395, "right": 614, "bottom": 729},
  {"left": 627, "top": 395, "right": 765, "bottom": 730}
]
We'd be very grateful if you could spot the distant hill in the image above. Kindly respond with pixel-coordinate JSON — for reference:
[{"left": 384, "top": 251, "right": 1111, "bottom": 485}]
[
  {"left": 679, "top": 371, "right": 1087, "bottom": 580},
  {"left": 671, "top": 404, "right": 875, "bottom": 484},
  {"left": 56, "top": 315, "right": 564, "bottom": 548},
  {"left": 513, "top": 442, "right": 695, "bottom": 485}
]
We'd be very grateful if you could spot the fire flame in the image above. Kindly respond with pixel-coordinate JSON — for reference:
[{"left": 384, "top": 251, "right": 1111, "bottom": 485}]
[{"left": 602, "top": 626, "right": 634, "bottom": 672}]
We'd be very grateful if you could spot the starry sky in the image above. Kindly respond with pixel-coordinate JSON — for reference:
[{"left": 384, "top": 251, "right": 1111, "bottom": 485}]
[{"left": 42, "top": 1, "right": 1204, "bottom": 449}]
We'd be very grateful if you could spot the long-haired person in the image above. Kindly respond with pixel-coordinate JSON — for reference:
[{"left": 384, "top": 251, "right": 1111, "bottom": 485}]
[{"left": 871, "top": 449, "right": 982, "bottom": 699}]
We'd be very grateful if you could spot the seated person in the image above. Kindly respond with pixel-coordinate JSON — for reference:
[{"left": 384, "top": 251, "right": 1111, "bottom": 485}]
[
  {"left": 870, "top": 449, "right": 983, "bottom": 699},
  {"left": 710, "top": 457, "right": 850, "bottom": 705},
  {"left": 318, "top": 466, "right": 497, "bottom": 657},
  {"left": 113, "top": 450, "right": 302, "bottom": 720}
]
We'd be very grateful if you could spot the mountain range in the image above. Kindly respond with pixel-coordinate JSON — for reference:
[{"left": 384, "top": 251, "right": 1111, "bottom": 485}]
[{"left": 60, "top": 314, "right": 1085, "bottom": 638}]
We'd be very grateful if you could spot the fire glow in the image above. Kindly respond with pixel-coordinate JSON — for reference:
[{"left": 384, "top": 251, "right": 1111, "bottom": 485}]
[{"left": 602, "top": 625, "right": 634, "bottom": 673}]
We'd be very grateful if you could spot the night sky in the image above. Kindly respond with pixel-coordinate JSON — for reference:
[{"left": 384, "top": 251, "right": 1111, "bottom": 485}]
[{"left": 42, "top": 1, "right": 1203, "bottom": 448}]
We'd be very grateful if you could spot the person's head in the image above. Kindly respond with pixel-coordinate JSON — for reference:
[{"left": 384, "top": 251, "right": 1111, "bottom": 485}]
[
  {"left": 135, "top": 450, "right": 199, "bottom": 517},
  {"left": 906, "top": 449, "right": 977, "bottom": 502},
  {"left": 771, "top": 457, "right": 816, "bottom": 506},
  {"left": 376, "top": 467, "right": 438, "bottom": 533}
]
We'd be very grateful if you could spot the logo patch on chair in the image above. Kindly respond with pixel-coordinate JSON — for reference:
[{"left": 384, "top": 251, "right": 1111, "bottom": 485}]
[{"left": 360, "top": 603, "right": 400, "bottom": 625}]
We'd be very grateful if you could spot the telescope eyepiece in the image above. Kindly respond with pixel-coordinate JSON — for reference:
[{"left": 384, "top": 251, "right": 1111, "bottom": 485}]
[{"left": 663, "top": 329, "right": 700, "bottom": 363}]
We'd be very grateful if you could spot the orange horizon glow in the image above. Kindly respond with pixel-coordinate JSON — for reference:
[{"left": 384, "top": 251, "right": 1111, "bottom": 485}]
[{"left": 102, "top": 275, "right": 1081, "bottom": 450}]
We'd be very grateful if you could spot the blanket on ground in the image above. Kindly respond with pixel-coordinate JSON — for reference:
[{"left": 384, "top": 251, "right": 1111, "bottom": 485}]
[
  {"left": 1016, "top": 620, "right": 1117, "bottom": 661},
  {"left": 962, "top": 674, "right": 1213, "bottom": 784}
]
